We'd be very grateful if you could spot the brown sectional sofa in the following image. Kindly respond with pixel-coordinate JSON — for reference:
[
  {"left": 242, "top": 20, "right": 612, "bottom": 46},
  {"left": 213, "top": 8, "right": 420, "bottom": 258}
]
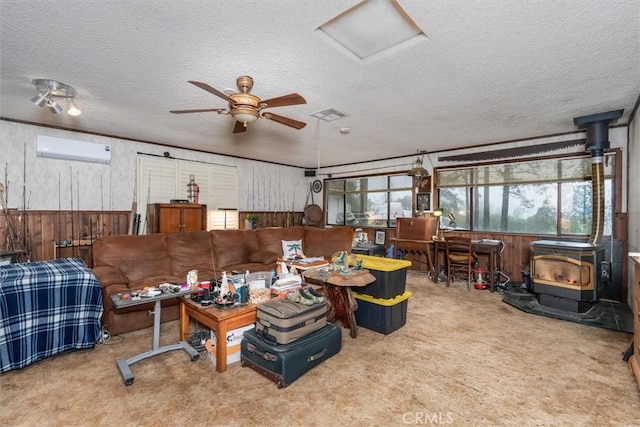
[{"left": 92, "top": 226, "right": 354, "bottom": 336}]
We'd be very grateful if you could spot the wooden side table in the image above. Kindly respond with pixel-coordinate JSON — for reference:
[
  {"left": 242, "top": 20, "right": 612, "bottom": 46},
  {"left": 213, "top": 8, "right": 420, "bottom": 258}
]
[
  {"left": 302, "top": 268, "right": 375, "bottom": 338},
  {"left": 180, "top": 298, "right": 257, "bottom": 372}
]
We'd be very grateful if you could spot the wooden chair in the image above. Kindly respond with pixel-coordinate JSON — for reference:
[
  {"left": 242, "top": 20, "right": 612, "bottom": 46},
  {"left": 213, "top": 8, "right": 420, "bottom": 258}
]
[{"left": 445, "top": 236, "right": 477, "bottom": 290}]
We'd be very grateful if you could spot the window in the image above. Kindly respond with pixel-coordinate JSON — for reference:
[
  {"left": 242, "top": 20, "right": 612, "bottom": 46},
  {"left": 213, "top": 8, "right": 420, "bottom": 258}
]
[
  {"left": 326, "top": 174, "right": 413, "bottom": 228},
  {"left": 136, "top": 156, "right": 238, "bottom": 232},
  {"left": 436, "top": 153, "right": 615, "bottom": 236}
]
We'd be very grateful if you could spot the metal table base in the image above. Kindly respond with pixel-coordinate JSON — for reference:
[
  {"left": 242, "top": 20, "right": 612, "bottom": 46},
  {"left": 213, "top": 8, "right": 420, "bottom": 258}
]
[{"left": 116, "top": 298, "right": 199, "bottom": 386}]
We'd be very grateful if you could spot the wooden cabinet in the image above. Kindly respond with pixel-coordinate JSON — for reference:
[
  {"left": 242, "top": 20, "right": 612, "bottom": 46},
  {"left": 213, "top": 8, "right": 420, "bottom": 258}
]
[
  {"left": 630, "top": 255, "right": 640, "bottom": 386},
  {"left": 147, "top": 203, "right": 207, "bottom": 233}
]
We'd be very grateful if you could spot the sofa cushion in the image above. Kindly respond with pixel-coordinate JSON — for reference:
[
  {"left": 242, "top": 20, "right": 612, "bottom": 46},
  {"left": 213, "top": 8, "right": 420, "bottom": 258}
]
[
  {"left": 93, "top": 234, "right": 172, "bottom": 282},
  {"left": 255, "top": 226, "right": 304, "bottom": 255},
  {"left": 281, "top": 239, "right": 305, "bottom": 258},
  {"left": 166, "top": 231, "right": 216, "bottom": 280},
  {"left": 303, "top": 226, "right": 355, "bottom": 259},
  {"left": 223, "top": 262, "right": 276, "bottom": 274},
  {"left": 92, "top": 266, "right": 129, "bottom": 287},
  {"left": 248, "top": 250, "right": 279, "bottom": 264},
  {"left": 210, "top": 230, "right": 260, "bottom": 270}
]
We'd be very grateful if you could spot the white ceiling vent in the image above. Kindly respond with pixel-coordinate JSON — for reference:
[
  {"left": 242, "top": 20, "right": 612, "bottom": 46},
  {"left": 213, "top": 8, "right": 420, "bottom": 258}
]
[
  {"left": 311, "top": 109, "right": 346, "bottom": 122},
  {"left": 36, "top": 135, "right": 111, "bottom": 164}
]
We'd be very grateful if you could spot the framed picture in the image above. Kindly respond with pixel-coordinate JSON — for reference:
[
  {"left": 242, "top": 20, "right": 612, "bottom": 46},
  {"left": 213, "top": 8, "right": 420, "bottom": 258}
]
[
  {"left": 416, "top": 193, "right": 431, "bottom": 212},
  {"left": 417, "top": 175, "right": 432, "bottom": 192},
  {"left": 374, "top": 230, "right": 386, "bottom": 245}
]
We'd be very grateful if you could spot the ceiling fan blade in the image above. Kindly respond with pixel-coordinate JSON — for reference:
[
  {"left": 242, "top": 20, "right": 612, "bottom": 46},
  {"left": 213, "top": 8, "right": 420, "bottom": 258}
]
[
  {"left": 233, "top": 121, "right": 248, "bottom": 133},
  {"left": 170, "top": 108, "right": 225, "bottom": 114},
  {"left": 260, "top": 93, "right": 306, "bottom": 108},
  {"left": 188, "top": 80, "right": 231, "bottom": 101},
  {"left": 262, "top": 112, "right": 307, "bottom": 129}
]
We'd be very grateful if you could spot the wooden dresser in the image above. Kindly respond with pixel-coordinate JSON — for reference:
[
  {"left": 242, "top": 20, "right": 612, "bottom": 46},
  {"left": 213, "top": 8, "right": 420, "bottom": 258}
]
[
  {"left": 629, "top": 254, "right": 640, "bottom": 386},
  {"left": 146, "top": 203, "right": 207, "bottom": 233}
]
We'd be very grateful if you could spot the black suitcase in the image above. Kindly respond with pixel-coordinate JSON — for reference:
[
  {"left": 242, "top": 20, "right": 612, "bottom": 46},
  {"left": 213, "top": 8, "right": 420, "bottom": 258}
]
[
  {"left": 255, "top": 299, "right": 327, "bottom": 345},
  {"left": 241, "top": 323, "right": 342, "bottom": 388}
]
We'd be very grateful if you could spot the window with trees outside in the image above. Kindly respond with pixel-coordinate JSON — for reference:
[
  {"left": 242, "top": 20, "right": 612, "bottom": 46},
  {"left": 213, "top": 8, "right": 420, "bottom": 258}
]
[
  {"left": 435, "top": 152, "right": 615, "bottom": 236},
  {"left": 326, "top": 175, "right": 413, "bottom": 228}
]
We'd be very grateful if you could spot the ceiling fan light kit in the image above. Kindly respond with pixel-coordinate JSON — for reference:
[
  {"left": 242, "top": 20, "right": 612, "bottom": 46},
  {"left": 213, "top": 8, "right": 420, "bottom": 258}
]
[
  {"left": 30, "top": 79, "right": 81, "bottom": 116},
  {"left": 171, "top": 75, "right": 306, "bottom": 133}
]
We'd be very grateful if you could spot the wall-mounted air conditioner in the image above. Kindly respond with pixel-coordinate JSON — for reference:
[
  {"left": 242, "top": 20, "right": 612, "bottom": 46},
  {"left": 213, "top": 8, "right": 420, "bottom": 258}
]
[{"left": 36, "top": 135, "right": 111, "bottom": 164}]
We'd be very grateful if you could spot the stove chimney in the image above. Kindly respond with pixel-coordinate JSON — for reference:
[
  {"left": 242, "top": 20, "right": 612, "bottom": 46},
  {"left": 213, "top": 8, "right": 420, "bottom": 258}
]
[{"left": 573, "top": 109, "right": 623, "bottom": 244}]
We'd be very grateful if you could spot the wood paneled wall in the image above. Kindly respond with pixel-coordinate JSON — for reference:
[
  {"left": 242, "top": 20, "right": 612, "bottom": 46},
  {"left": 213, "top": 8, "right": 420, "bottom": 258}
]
[
  {"left": 2, "top": 211, "right": 628, "bottom": 300},
  {"left": 359, "top": 226, "right": 628, "bottom": 300},
  {"left": 240, "top": 211, "right": 305, "bottom": 229},
  {"left": 0, "top": 209, "right": 130, "bottom": 267}
]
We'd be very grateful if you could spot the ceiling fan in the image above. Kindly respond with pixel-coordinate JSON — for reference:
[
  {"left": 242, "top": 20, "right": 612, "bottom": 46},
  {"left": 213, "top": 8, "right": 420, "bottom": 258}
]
[{"left": 170, "top": 76, "right": 307, "bottom": 133}]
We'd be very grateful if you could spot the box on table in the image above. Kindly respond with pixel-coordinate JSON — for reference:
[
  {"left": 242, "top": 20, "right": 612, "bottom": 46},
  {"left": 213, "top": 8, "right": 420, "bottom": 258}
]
[
  {"left": 353, "top": 291, "right": 411, "bottom": 335},
  {"left": 354, "top": 254, "right": 411, "bottom": 299},
  {"left": 207, "top": 324, "right": 255, "bottom": 366}
]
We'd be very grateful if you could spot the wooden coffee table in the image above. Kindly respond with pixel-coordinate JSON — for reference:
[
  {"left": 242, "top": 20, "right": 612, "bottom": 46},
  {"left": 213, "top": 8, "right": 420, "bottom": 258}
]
[{"left": 180, "top": 298, "right": 257, "bottom": 372}]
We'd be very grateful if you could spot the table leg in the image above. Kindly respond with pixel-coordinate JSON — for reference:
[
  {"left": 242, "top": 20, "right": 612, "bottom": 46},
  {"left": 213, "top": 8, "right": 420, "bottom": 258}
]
[
  {"left": 116, "top": 300, "right": 199, "bottom": 386},
  {"left": 323, "top": 284, "right": 358, "bottom": 339},
  {"left": 215, "top": 322, "right": 228, "bottom": 373},
  {"left": 180, "top": 301, "right": 190, "bottom": 340},
  {"left": 489, "top": 248, "right": 495, "bottom": 292},
  {"left": 344, "top": 287, "right": 358, "bottom": 339},
  {"left": 426, "top": 243, "right": 437, "bottom": 283}
]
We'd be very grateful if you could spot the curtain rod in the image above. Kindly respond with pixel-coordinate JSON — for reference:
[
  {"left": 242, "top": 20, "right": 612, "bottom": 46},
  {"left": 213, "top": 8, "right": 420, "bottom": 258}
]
[{"left": 136, "top": 151, "right": 235, "bottom": 168}]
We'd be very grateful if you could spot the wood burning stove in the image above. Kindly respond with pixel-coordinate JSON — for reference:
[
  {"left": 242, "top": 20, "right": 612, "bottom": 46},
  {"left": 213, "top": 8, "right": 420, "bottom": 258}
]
[
  {"left": 530, "top": 109, "right": 622, "bottom": 313},
  {"left": 531, "top": 241, "right": 604, "bottom": 312}
]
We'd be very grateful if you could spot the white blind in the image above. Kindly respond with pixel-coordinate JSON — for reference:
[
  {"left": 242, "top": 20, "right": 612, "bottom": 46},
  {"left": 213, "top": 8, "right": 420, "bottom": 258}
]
[
  {"left": 438, "top": 152, "right": 615, "bottom": 188},
  {"left": 136, "top": 155, "right": 238, "bottom": 233}
]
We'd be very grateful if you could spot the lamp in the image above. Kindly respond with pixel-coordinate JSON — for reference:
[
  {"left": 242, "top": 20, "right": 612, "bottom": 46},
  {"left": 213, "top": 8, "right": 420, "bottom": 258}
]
[
  {"left": 407, "top": 150, "right": 430, "bottom": 180},
  {"left": 31, "top": 79, "right": 81, "bottom": 116},
  {"left": 229, "top": 78, "right": 260, "bottom": 124},
  {"left": 31, "top": 90, "right": 50, "bottom": 107},
  {"left": 66, "top": 97, "right": 81, "bottom": 116},
  {"left": 231, "top": 105, "right": 259, "bottom": 123},
  {"left": 447, "top": 213, "right": 457, "bottom": 229},
  {"left": 46, "top": 97, "right": 62, "bottom": 114}
]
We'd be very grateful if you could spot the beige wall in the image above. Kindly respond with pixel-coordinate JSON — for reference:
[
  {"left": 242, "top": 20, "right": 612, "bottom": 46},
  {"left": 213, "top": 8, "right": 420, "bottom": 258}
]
[{"left": 0, "top": 120, "right": 312, "bottom": 213}]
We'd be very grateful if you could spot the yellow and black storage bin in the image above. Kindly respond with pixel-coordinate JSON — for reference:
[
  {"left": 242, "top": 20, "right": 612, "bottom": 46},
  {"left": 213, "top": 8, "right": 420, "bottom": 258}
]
[
  {"left": 353, "top": 291, "right": 412, "bottom": 335},
  {"left": 355, "top": 254, "right": 412, "bottom": 299}
]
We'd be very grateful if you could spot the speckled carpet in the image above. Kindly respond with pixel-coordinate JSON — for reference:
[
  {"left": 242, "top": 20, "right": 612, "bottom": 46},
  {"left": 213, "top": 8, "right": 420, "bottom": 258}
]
[{"left": 1, "top": 272, "right": 639, "bottom": 426}]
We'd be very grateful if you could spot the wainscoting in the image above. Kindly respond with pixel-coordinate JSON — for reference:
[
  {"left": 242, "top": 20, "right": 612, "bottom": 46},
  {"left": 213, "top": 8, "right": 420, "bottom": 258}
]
[
  {"left": 1, "top": 212, "right": 628, "bottom": 302},
  {"left": 0, "top": 210, "right": 130, "bottom": 267}
]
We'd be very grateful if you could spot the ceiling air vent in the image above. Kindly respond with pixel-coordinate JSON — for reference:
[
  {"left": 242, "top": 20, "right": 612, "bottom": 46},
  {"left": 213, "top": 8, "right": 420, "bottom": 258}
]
[{"left": 311, "top": 108, "right": 346, "bottom": 122}]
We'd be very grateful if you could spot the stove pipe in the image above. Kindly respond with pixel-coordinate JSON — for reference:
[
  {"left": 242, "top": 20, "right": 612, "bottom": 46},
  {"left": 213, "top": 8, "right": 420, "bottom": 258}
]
[{"left": 573, "top": 109, "right": 623, "bottom": 245}]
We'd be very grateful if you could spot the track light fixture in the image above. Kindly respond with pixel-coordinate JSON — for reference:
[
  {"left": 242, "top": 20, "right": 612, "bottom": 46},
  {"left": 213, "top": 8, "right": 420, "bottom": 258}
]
[{"left": 31, "top": 79, "right": 81, "bottom": 116}]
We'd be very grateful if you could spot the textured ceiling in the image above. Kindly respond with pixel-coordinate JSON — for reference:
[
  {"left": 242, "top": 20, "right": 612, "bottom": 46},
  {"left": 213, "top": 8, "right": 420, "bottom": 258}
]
[{"left": 1, "top": 0, "right": 638, "bottom": 169}]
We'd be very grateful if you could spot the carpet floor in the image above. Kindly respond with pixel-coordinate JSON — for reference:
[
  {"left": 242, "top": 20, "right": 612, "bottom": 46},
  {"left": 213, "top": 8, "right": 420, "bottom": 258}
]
[{"left": 1, "top": 272, "right": 639, "bottom": 427}]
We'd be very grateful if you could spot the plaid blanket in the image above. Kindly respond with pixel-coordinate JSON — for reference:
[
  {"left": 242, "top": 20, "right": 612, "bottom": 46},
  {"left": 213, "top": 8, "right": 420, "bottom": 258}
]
[{"left": 0, "top": 258, "right": 103, "bottom": 373}]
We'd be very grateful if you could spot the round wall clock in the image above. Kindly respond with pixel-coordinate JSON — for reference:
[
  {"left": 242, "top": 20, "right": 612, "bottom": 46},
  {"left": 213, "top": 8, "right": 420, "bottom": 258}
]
[{"left": 312, "top": 180, "right": 322, "bottom": 193}]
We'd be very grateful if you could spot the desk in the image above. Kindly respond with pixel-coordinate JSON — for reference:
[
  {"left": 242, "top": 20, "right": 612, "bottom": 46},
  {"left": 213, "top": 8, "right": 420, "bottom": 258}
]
[
  {"left": 390, "top": 238, "right": 436, "bottom": 281},
  {"left": 433, "top": 239, "right": 502, "bottom": 292},
  {"left": 180, "top": 298, "right": 257, "bottom": 372},
  {"left": 111, "top": 290, "right": 200, "bottom": 386}
]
